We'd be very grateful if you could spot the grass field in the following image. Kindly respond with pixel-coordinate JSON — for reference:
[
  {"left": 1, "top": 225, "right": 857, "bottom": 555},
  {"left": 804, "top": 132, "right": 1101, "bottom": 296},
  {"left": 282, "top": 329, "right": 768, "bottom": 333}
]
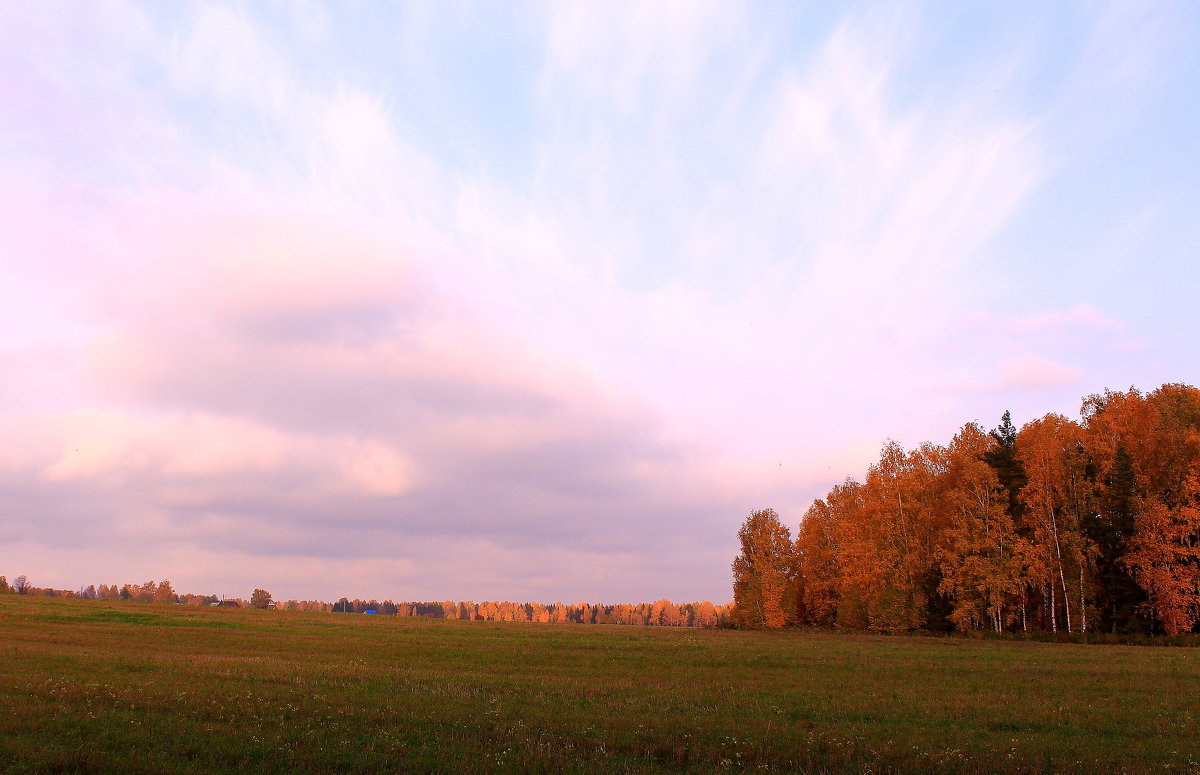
[{"left": 2, "top": 596, "right": 1198, "bottom": 774}]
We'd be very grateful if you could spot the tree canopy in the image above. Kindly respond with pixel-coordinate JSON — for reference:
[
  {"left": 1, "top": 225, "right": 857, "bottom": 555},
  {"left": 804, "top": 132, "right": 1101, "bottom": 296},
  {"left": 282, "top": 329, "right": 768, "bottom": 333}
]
[{"left": 748, "top": 383, "right": 1200, "bottom": 635}]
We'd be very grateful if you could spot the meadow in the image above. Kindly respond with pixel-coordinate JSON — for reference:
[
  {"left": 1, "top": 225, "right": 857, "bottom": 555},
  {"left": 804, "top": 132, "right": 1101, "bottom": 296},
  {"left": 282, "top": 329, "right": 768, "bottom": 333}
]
[{"left": 2, "top": 595, "right": 1197, "bottom": 774}]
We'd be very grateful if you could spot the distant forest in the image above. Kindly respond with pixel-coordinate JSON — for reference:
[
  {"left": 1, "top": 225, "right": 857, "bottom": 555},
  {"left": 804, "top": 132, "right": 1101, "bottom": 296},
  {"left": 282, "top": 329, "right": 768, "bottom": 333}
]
[
  {"left": 0, "top": 577, "right": 731, "bottom": 628},
  {"left": 732, "top": 383, "right": 1200, "bottom": 635}
]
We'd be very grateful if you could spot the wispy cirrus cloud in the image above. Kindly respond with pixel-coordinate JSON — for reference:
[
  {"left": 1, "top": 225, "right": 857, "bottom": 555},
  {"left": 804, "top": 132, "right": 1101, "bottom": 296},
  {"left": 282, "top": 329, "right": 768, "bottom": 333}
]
[{"left": 2, "top": 2, "right": 1197, "bottom": 602}]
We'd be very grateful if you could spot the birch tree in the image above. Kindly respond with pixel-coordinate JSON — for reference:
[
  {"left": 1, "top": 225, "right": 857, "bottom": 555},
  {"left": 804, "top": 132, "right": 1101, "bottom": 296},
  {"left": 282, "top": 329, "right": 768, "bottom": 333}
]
[{"left": 732, "top": 508, "right": 797, "bottom": 629}]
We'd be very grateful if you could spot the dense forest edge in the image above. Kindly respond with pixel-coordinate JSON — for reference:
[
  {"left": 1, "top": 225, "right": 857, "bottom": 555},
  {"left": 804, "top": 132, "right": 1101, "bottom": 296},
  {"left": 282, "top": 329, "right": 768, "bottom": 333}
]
[{"left": 732, "top": 383, "right": 1200, "bottom": 637}]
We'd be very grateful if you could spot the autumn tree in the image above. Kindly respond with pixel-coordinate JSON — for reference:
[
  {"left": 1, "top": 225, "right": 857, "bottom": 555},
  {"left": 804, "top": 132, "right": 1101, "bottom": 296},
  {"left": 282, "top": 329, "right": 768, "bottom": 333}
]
[
  {"left": 821, "top": 479, "right": 876, "bottom": 629},
  {"left": 132, "top": 581, "right": 155, "bottom": 602},
  {"left": 732, "top": 508, "right": 797, "bottom": 629},
  {"left": 830, "top": 441, "right": 950, "bottom": 632},
  {"left": 12, "top": 575, "right": 29, "bottom": 595},
  {"left": 1019, "top": 414, "right": 1092, "bottom": 633},
  {"left": 937, "top": 423, "right": 1030, "bottom": 632},
  {"left": 890, "top": 442, "right": 957, "bottom": 631},
  {"left": 1079, "top": 385, "right": 1200, "bottom": 634},
  {"left": 153, "top": 580, "right": 176, "bottom": 604},
  {"left": 1117, "top": 385, "right": 1200, "bottom": 634},
  {"left": 1124, "top": 495, "right": 1200, "bottom": 634},
  {"left": 694, "top": 600, "right": 719, "bottom": 627},
  {"left": 795, "top": 493, "right": 845, "bottom": 627}
]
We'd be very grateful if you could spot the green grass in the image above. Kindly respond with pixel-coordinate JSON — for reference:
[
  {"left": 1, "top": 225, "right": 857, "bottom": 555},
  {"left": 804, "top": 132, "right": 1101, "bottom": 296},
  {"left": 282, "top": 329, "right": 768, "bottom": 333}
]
[{"left": 1, "top": 596, "right": 1198, "bottom": 774}]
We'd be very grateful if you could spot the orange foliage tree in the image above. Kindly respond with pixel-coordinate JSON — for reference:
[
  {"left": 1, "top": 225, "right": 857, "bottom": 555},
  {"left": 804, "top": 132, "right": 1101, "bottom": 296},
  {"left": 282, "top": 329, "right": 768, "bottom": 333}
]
[
  {"left": 152, "top": 580, "right": 176, "bottom": 604},
  {"left": 1018, "top": 414, "right": 1092, "bottom": 633},
  {"left": 732, "top": 508, "right": 797, "bottom": 629},
  {"left": 1100, "top": 385, "right": 1200, "bottom": 634},
  {"left": 936, "top": 423, "right": 1030, "bottom": 632},
  {"left": 795, "top": 490, "right": 846, "bottom": 627}
]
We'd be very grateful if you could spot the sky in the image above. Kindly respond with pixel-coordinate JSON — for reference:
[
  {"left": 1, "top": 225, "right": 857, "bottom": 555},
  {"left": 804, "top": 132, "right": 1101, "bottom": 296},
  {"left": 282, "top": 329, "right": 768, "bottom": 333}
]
[{"left": 2, "top": 1, "right": 1198, "bottom": 605}]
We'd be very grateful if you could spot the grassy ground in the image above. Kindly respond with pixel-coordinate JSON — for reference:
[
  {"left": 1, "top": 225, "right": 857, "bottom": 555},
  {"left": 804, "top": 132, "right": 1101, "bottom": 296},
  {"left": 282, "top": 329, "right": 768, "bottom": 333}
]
[{"left": 1, "top": 596, "right": 1197, "bottom": 774}]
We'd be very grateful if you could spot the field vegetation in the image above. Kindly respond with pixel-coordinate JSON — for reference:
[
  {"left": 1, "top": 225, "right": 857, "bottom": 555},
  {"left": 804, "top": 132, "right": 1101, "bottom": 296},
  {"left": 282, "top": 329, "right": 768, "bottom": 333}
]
[{"left": 3, "top": 595, "right": 1198, "bottom": 774}]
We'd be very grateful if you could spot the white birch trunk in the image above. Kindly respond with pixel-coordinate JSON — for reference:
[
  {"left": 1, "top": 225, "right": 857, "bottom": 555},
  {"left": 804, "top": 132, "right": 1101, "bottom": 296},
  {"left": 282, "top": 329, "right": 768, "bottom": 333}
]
[
  {"left": 1049, "top": 580, "right": 1057, "bottom": 633},
  {"left": 1079, "top": 564, "right": 1087, "bottom": 634},
  {"left": 1048, "top": 506, "right": 1071, "bottom": 633}
]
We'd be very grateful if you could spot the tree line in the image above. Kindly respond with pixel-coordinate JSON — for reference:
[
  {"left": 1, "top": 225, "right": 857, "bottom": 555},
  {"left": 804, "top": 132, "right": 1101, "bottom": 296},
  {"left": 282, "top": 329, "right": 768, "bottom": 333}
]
[
  {"left": 0, "top": 578, "right": 276, "bottom": 608},
  {"left": 732, "top": 383, "right": 1200, "bottom": 635},
  {"left": 0, "top": 576, "right": 730, "bottom": 627},
  {"left": 318, "top": 598, "right": 730, "bottom": 626}
]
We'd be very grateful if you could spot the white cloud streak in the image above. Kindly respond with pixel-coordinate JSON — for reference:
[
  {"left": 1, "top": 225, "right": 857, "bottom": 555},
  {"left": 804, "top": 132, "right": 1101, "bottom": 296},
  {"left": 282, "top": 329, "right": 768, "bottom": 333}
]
[{"left": 1, "top": 1, "right": 1195, "bottom": 602}]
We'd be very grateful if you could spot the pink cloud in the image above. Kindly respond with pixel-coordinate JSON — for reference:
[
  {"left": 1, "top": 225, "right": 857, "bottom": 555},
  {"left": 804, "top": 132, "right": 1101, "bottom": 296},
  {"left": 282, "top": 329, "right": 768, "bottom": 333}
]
[
  {"left": 997, "top": 351, "right": 1082, "bottom": 390},
  {"left": 1001, "top": 303, "right": 1122, "bottom": 336},
  {"left": 0, "top": 186, "right": 747, "bottom": 602}
]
